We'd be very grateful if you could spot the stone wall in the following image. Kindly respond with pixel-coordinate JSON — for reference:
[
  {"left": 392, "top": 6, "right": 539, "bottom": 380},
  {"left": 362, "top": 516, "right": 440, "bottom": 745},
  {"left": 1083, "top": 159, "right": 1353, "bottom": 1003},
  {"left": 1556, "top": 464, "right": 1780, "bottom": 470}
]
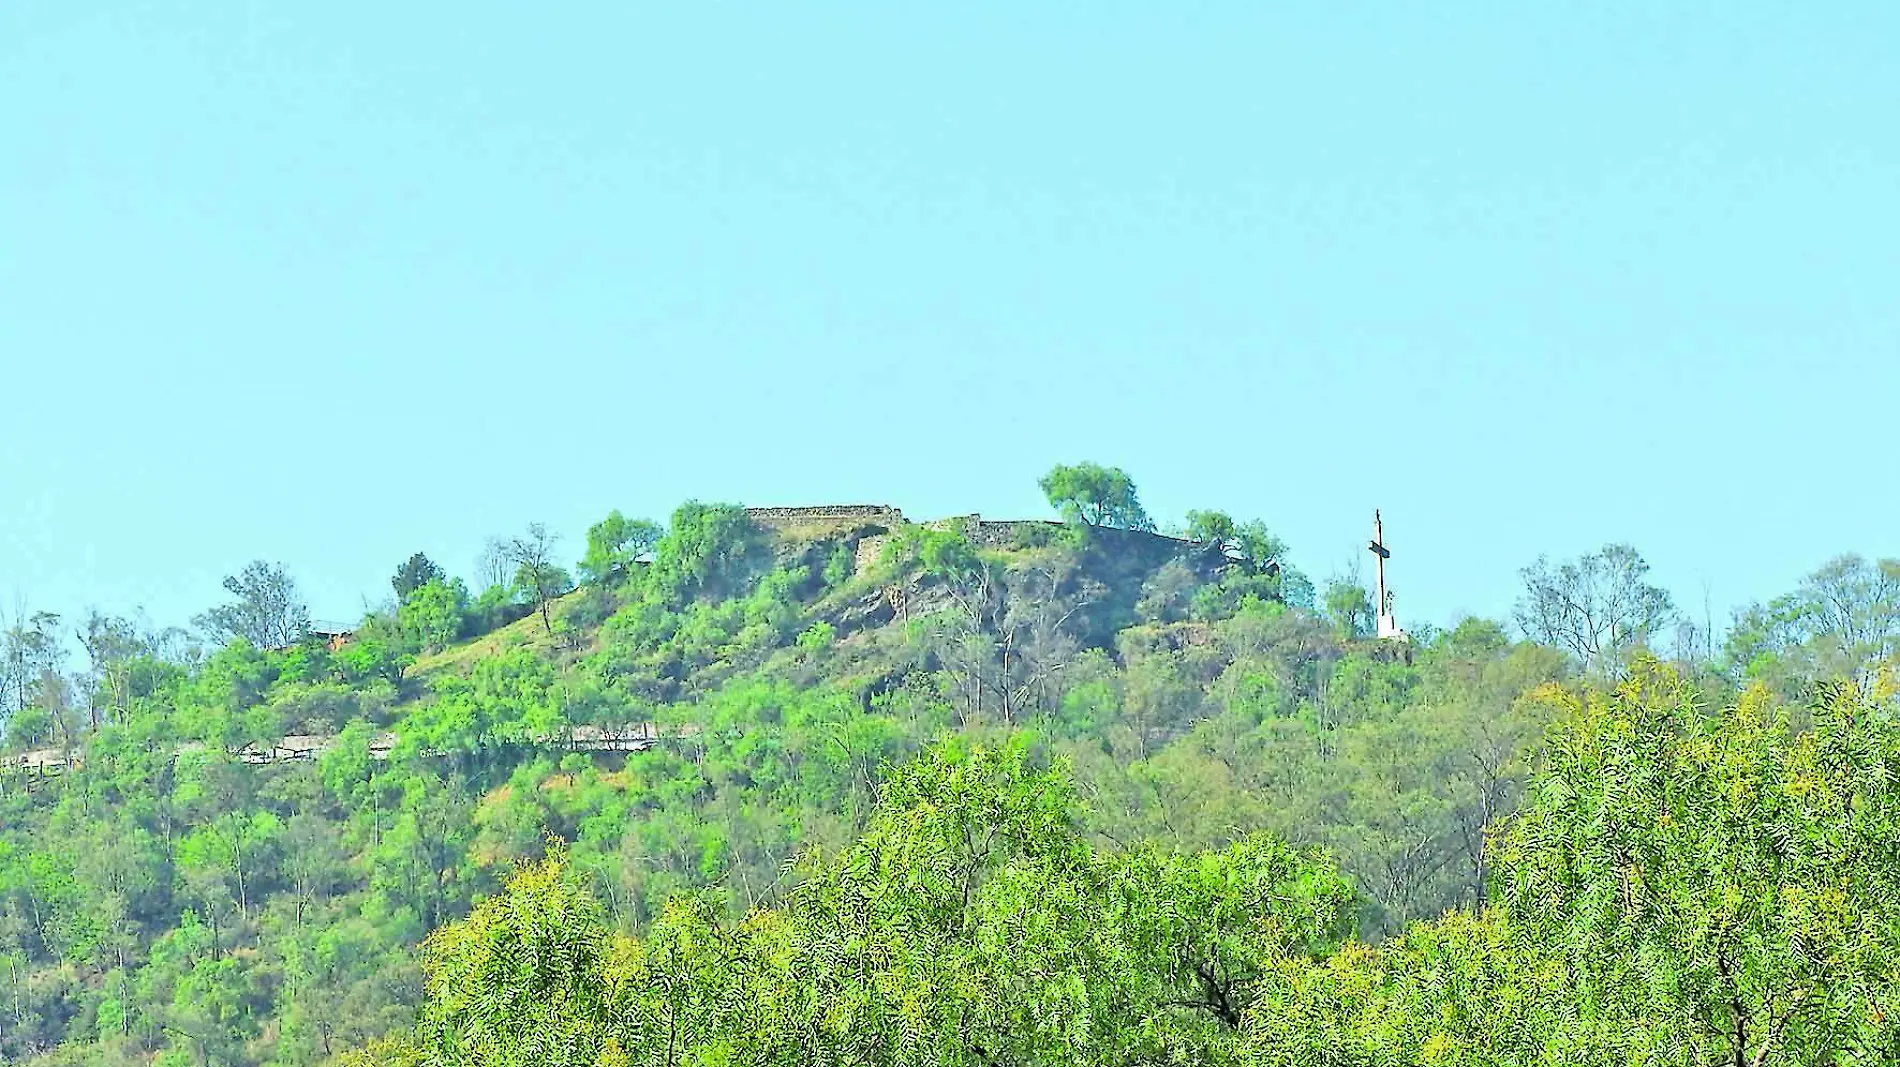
[
  {"left": 971, "top": 518, "right": 1060, "bottom": 547},
  {"left": 919, "top": 514, "right": 1055, "bottom": 547},
  {"left": 745, "top": 505, "right": 904, "bottom": 531}
]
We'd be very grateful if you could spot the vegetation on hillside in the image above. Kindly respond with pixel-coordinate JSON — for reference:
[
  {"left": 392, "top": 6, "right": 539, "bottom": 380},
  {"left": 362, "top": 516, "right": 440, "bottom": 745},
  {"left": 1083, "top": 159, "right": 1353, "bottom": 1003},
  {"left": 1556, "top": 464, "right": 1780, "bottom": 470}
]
[
  {"left": 1, "top": 464, "right": 1894, "bottom": 1066},
  {"left": 357, "top": 673, "right": 1900, "bottom": 1066}
]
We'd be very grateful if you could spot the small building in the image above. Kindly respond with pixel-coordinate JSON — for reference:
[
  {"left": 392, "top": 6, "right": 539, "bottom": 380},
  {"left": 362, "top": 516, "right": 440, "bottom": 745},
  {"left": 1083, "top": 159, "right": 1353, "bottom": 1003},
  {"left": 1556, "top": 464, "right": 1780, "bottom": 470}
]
[{"left": 309, "top": 620, "right": 355, "bottom": 652}]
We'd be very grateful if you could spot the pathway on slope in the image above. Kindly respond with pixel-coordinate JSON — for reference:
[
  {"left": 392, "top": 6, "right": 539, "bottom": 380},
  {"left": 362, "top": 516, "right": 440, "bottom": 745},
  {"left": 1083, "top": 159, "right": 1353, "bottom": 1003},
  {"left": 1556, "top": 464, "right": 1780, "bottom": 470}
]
[{"left": 0, "top": 722, "right": 670, "bottom": 777}]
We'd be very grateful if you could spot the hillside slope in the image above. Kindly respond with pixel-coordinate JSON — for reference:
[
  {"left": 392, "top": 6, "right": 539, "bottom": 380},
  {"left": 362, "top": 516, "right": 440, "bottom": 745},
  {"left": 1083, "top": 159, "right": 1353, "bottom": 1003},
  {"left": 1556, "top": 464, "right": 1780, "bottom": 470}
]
[{"left": 1, "top": 502, "right": 1567, "bottom": 1067}]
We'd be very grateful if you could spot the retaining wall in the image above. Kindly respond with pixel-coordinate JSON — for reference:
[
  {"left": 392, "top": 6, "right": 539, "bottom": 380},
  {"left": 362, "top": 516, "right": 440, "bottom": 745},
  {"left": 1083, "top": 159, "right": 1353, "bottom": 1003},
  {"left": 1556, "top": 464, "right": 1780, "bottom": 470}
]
[{"left": 745, "top": 505, "right": 903, "bottom": 529}]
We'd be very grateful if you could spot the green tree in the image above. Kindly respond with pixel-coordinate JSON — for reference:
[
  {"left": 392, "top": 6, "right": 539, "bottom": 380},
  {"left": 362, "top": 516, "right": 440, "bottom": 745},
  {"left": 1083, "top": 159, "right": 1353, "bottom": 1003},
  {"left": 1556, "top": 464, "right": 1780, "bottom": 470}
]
[
  {"left": 505, "top": 524, "right": 571, "bottom": 636},
  {"left": 1188, "top": 521, "right": 1306, "bottom": 618},
  {"left": 391, "top": 553, "right": 447, "bottom": 603},
  {"left": 0, "top": 609, "right": 68, "bottom": 748},
  {"left": 1422, "top": 628, "right": 1565, "bottom": 906},
  {"left": 401, "top": 846, "right": 614, "bottom": 1067},
  {"left": 1324, "top": 578, "right": 1374, "bottom": 639},
  {"left": 646, "top": 502, "right": 769, "bottom": 604},
  {"left": 194, "top": 560, "right": 311, "bottom": 650},
  {"left": 576, "top": 510, "right": 663, "bottom": 587},
  {"left": 1184, "top": 509, "right": 1238, "bottom": 547},
  {"left": 1490, "top": 666, "right": 1900, "bottom": 1063},
  {"left": 2, "top": 609, "right": 64, "bottom": 724},
  {"left": 177, "top": 809, "right": 284, "bottom": 919},
  {"left": 1227, "top": 521, "right": 1288, "bottom": 576},
  {"left": 398, "top": 578, "right": 470, "bottom": 653},
  {"left": 1515, "top": 543, "right": 1675, "bottom": 674},
  {"left": 1039, "top": 462, "right": 1154, "bottom": 530},
  {"left": 1727, "top": 554, "right": 1900, "bottom": 694},
  {"left": 77, "top": 610, "right": 146, "bottom": 729}
]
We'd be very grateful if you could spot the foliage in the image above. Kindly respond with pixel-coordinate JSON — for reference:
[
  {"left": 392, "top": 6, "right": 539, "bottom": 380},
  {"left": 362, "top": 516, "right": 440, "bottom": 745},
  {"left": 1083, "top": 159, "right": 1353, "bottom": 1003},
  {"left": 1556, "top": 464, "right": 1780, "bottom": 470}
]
[
  {"left": 1516, "top": 543, "right": 1675, "bottom": 673},
  {"left": 1491, "top": 666, "right": 1900, "bottom": 1063},
  {"left": 577, "top": 511, "right": 663, "bottom": 588},
  {"left": 1247, "top": 665, "right": 1900, "bottom": 1065},
  {"left": 391, "top": 554, "right": 447, "bottom": 604},
  {"left": 1726, "top": 553, "right": 1900, "bottom": 696},
  {"left": 356, "top": 668, "right": 1900, "bottom": 1064},
  {"left": 192, "top": 561, "right": 311, "bottom": 650},
  {"left": 1039, "top": 461, "right": 1154, "bottom": 530},
  {"left": 505, "top": 524, "right": 571, "bottom": 637},
  {"left": 1185, "top": 508, "right": 1237, "bottom": 546},
  {"left": 399, "top": 579, "right": 472, "bottom": 653},
  {"left": 645, "top": 502, "right": 770, "bottom": 605},
  {"left": 5, "top": 484, "right": 1891, "bottom": 1067},
  {"left": 1324, "top": 578, "right": 1374, "bottom": 638},
  {"left": 4, "top": 611, "right": 67, "bottom": 735},
  {"left": 360, "top": 741, "right": 1357, "bottom": 1066}
]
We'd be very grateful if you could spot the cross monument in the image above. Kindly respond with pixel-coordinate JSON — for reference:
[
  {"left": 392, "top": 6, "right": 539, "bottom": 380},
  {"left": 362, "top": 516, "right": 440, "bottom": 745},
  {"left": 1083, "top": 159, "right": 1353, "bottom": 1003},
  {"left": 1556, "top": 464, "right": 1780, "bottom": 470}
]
[{"left": 1368, "top": 509, "right": 1408, "bottom": 642}]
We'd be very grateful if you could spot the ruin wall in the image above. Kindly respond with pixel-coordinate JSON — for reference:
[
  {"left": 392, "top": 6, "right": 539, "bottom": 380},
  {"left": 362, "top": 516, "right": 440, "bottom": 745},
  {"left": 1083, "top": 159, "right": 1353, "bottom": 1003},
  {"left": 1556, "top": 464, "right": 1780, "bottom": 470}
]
[{"left": 745, "top": 505, "right": 903, "bottom": 530}]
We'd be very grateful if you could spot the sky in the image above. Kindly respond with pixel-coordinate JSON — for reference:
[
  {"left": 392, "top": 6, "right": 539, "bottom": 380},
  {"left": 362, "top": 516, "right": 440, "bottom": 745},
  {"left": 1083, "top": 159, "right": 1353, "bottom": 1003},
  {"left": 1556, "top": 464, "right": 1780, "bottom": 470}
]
[{"left": 2, "top": 3, "right": 1896, "bottom": 641}]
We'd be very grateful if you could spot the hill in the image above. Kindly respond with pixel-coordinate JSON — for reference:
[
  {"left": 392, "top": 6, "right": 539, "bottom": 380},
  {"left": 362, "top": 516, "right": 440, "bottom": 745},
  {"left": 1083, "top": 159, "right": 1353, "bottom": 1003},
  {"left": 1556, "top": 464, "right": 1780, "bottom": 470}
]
[{"left": 1, "top": 479, "right": 1893, "bottom": 1066}]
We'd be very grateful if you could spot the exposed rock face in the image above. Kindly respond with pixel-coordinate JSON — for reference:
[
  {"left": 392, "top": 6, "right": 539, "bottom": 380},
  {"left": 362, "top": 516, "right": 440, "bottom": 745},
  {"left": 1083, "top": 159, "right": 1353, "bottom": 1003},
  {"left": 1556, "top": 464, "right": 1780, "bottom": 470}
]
[
  {"left": 750, "top": 506, "right": 1206, "bottom": 578},
  {"left": 922, "top": 514, "right": 1196, "bottom": 552},
  {"left": 853, "top": 534, "right": 893, "bottom": 575},
  {"left": 796, "top": 517, "right": 1227, "bottom": 650},
  {"left": 747, "top": 506, "right": 1238, "bottom": 669}
]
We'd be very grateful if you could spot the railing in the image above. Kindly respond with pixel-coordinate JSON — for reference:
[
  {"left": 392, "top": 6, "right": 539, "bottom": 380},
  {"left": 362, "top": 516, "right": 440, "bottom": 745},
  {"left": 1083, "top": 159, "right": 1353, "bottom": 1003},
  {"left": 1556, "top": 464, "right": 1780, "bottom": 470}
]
[{"left": 0, "top": 723, "right": 671, "bottom": 778}]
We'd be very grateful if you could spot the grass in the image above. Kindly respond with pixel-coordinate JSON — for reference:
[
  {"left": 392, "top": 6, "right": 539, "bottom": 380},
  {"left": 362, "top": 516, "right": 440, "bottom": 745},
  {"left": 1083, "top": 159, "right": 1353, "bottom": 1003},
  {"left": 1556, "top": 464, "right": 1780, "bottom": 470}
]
[{"left": 406, "top": 594, "right": 576, "bottom": 681}]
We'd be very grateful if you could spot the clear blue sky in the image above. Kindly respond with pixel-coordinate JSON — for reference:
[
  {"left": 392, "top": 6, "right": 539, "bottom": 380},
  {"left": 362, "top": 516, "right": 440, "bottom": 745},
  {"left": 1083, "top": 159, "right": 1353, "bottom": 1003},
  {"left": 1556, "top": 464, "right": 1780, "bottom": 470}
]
[{"left": 3, "top": 3, "right": 1896, "bottom": 639}]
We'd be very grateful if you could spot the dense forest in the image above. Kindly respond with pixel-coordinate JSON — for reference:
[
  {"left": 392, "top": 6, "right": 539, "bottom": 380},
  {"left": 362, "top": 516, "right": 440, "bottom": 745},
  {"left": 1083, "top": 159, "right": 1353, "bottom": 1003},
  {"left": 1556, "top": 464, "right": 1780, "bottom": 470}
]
[{"left": 2, "top": 464, "right": 1896, "bottom": 1066}]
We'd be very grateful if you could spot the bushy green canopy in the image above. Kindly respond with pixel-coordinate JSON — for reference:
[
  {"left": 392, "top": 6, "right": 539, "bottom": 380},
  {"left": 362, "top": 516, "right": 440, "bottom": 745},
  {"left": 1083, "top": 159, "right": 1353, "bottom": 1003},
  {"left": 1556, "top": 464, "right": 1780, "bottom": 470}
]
[
  {"left": 1039, "top": 462, "right": 1153, "bottom": 531},
  {"left": 359, "top": 739, "right": 1354, "bottom": 1067},
  {"left": 356, "top": 669, "right": 1900, "bottom": 1065}
]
